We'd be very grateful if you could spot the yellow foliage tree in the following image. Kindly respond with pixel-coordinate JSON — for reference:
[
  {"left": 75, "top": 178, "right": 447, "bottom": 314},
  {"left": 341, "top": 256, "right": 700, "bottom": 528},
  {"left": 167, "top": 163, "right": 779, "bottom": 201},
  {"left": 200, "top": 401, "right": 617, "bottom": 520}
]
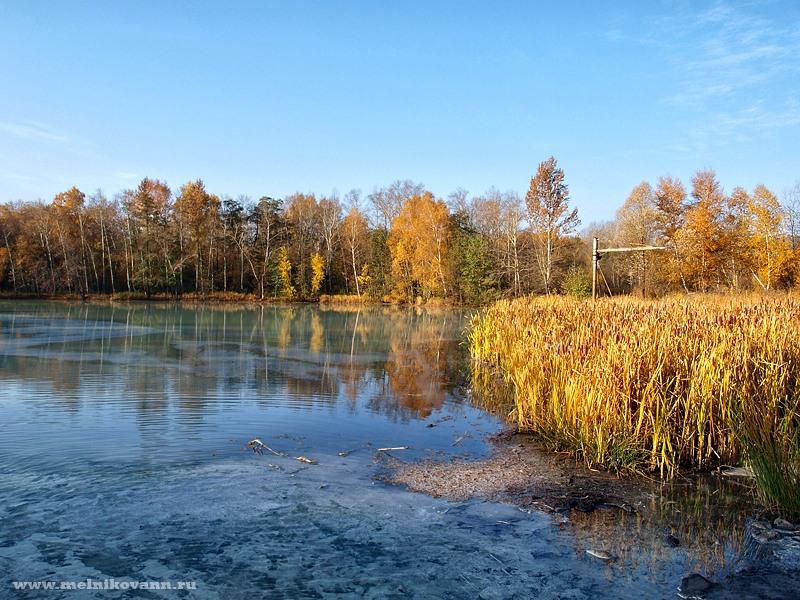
[
  {"left": 276, "top": 247, "right": 295, "bottom": 298},
  {"left": 675, "top": 170, "right": 726, "bottom": 292},
  {"left": 174, "top": 180, "right": 221, "bottom": 293},
  {"left": 525, "top": 157, "right": 580, "bottom": 294},
  {"left": 357, "top": 263, "right": 371, "bottom": 295},
  {"left": 747, "top": 184, "right": 791, "bottom": 290},
  {"left": 310, "top": 252, "right": 325, "bottom": 296},
  {"left": 387, "top": 192, "right": 450, "bottom": 300}
]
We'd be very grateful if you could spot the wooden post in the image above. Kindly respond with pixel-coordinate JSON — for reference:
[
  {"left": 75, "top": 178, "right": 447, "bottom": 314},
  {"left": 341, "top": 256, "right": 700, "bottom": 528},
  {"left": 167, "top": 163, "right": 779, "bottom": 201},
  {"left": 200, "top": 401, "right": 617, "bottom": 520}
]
[
  {"left": 592, "top": 237, "right": 599, "bottom": 300},
  {"left": 592, "top": 240, "right": 666, "bottom": 299}
]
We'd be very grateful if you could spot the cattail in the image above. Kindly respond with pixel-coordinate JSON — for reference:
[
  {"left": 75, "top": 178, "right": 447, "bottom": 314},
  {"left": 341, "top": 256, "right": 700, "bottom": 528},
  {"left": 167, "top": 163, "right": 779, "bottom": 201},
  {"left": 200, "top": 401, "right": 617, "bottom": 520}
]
[{"left": 470, "top": 294, "right": 800, "bottom": 515}]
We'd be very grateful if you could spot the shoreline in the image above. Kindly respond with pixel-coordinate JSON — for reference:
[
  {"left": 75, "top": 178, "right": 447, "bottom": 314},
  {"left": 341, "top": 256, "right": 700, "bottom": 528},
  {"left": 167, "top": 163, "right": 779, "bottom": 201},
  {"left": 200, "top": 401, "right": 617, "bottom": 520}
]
[
  {"left": 381, "top": 429, "right": 673, "bottom": 515},
  {"left": 0, "top": 292, "right": 473, "bottom": 308}
]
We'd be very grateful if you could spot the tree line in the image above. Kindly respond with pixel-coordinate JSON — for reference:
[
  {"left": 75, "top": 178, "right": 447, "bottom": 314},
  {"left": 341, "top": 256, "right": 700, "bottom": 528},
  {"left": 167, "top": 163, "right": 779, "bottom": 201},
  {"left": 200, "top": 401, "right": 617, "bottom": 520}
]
[{"left": 1, "top": 158, "right": 799, "bottom": 302}]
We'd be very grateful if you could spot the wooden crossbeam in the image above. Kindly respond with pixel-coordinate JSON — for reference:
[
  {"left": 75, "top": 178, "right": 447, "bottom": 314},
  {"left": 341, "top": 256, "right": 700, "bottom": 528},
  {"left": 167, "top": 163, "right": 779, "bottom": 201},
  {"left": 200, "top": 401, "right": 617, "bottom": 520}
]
[
  {"left": 591, "top": 238, "right": 667, "bottom": 299},
  {"left": 597, "top": 245, "right": 666, "bottom": 254}
]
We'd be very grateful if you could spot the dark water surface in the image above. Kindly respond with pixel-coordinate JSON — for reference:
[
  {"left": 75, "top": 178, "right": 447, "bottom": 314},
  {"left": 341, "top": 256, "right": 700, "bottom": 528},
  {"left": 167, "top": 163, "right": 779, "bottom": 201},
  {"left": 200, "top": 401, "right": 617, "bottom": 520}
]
[{"left": 0, "top": 301, "right": 785, "bottom": 599}]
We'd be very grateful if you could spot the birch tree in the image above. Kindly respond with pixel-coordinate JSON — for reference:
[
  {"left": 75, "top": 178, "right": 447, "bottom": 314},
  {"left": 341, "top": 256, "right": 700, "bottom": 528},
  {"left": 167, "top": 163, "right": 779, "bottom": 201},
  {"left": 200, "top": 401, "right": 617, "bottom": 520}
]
[{"left": 525, "top": 157, "right": 579, "bottom": 294}]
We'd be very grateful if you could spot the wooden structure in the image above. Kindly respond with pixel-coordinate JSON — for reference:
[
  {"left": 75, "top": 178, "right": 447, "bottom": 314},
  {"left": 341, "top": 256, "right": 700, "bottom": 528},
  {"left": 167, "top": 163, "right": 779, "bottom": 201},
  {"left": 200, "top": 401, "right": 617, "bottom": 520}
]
[{"left": 591, "top": 237, "right": 667, "bottom": 299}]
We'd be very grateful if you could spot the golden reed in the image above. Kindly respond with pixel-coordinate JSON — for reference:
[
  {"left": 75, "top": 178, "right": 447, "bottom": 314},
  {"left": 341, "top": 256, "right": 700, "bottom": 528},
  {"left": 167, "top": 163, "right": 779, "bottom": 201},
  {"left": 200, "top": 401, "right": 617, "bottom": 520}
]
[{"left": 469, "top": 294, "right": 800, "bottom": 513}]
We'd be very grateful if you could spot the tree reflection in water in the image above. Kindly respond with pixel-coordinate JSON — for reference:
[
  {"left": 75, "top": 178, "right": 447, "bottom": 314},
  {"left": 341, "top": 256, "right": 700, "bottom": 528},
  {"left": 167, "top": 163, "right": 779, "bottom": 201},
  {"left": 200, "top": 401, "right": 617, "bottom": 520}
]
[{"left": 0, "top": 301, "right": 471, "bottom": 425}]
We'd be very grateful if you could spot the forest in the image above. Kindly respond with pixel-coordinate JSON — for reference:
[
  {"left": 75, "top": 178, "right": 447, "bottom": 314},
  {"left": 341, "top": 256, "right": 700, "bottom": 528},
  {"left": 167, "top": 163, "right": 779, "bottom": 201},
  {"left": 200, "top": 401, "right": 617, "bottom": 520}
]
[{"left": 1, "top": 157, "right": 799, "bottom": 302}]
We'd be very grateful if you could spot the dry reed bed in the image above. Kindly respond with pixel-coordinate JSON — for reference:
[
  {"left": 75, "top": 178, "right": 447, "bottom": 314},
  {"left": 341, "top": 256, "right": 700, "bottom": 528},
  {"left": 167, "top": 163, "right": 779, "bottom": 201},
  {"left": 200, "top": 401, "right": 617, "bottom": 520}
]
[{"left": 469, "top": 295, "right": 800, "bottom": 513}]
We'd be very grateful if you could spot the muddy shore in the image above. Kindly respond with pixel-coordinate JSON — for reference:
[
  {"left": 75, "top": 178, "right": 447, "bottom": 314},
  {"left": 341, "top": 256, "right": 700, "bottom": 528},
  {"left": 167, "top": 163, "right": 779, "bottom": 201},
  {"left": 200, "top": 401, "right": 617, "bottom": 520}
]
[{"left": 382, "top": 429, "right": 696, "bottom": 515}]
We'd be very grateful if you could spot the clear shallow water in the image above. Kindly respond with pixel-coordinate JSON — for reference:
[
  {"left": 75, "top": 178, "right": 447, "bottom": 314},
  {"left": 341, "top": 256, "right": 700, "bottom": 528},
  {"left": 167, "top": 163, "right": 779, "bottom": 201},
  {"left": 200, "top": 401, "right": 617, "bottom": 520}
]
[{"left": 0, "top": 301, "right": 784, "bottom": 599}]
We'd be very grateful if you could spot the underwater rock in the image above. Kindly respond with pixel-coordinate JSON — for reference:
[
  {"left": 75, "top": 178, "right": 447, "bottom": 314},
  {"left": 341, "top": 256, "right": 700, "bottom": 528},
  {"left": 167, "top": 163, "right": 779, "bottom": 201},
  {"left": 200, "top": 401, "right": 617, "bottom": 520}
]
[
  {"left": 774, "top": 518, "right": 796, "bottom": 532},
  {"left": 678, "top": 573, "right": 713, "bottom": 599},
  {"left": 750, "top": 521, "right": 781, "bottom": 544}
]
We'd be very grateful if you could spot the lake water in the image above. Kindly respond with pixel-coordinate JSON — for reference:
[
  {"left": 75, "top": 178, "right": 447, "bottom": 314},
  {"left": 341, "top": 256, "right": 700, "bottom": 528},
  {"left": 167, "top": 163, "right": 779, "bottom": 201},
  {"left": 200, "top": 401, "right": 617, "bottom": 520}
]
[{"left": 0, "top": 302, "right": 789, "bottom": 599}]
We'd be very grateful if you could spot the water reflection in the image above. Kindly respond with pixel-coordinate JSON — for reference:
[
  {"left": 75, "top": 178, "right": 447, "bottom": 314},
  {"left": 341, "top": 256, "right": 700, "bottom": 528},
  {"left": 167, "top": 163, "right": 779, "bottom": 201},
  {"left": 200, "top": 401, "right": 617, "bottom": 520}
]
[
  {"left": 561, "top": 476, "right": 758, "bottom": 581},
  {"left": 0, "top": 301, "right": 469, "bottom": 425}
]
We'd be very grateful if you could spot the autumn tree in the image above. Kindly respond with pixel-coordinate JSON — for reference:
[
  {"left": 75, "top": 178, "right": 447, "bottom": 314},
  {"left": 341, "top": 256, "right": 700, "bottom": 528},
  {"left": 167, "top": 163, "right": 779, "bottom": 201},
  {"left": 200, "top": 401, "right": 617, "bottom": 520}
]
[
  {"left": 50, "top": 187, "right": 90, "bottom": 294},
  {"left": 654, "top": 176, "right": 688, "bottom": 291},
  {"left": 85, "top": 191, "right": 120, "bottom": 293},
  {"left": 310, "top": 252, "right": 325, "bottom": 296},
  {"left": 615, "top": 182, "right": 659, "bottom": 294},
  {"left": 18, "top": 202, "right": 59, "bottom": 293},
  {"left": 525, "top": 157, "right": 580, "bottom": 294},
  {"left": 468, "top": 189, "right": 527, "bottom": 296},
  {"left": 275, "top": 246, "right": 295, "bottom": 297},
  {"left": 341, "top": 199, "right": 369, "bottom": 297},
  {"left": 3, "top": 165, "right": 796, "bottom": 300},
  {"left": 446, "top": 188, "right": 471, "bottom": 222},
  {"left": 174, "top": 180, "right": 221, "bottom": 293},
  {"left": 285, "top": 193, "right": 319, "bottom": 295},
  {"left": 387, "top": 192, "right": 450, "bottom": 300},
  {"left": 746, "top": 184, "right": 791, "bottom": 290},
  {"left": 499, "top": 192, "right": 528, "bottom": 296},
  {"left": 674, "top": 170, "right": 727, "bottom": 292},
  {"left": 122, "top": 178, "right": 172, "bottom": 294},
  {"left": 719, "top": 187, "right": 756, "bottom": 289}
]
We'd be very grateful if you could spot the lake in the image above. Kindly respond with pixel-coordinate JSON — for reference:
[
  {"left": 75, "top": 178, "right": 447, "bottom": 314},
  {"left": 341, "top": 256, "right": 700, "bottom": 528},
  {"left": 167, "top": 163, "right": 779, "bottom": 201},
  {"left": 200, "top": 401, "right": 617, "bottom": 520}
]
[{"left": 0, "top": 301, "right": 781, "bottom": 598}]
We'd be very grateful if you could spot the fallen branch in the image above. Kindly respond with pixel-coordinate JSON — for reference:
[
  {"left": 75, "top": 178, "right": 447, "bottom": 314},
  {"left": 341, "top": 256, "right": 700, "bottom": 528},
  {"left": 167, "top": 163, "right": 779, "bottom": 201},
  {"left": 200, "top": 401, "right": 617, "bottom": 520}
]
[
  {"left": 488, "top": 553, "right": 511, "bottom": 575},
  {"left": 586, "top": 549, "right": 614, "bottom": 561},
  {"left": 246, "top": 438, "right": 286, "bottom": 456}
]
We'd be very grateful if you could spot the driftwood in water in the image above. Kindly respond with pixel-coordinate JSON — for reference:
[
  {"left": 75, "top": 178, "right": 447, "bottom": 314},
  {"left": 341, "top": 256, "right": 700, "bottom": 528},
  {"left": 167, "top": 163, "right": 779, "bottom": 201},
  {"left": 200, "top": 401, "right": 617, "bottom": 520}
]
[{"left": 246, "top": 438, "right": 286, "bottom": 456}]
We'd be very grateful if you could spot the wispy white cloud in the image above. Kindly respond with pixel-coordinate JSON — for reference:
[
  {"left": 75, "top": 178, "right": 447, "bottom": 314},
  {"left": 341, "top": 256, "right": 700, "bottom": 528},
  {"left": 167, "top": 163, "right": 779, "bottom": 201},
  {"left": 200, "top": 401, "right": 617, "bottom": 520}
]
[
  {"left": 608, "top": 0, "right": 800, "bottom": 148},
  {"left": 0, "top": 120, "right": 69, "bottom": 143},
  {"left": 666, "top": 2, "right": 799, "bottom": 107},
  {"left": 678, "top": 101, "right": 800, "bottom": 153}
]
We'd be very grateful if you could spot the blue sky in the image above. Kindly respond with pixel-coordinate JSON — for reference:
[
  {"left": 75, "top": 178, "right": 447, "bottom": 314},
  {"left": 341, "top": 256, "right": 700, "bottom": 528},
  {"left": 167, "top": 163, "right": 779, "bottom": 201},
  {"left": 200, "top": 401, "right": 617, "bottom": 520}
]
[{"left": 1, "top": 0, "right": 799, "bottom": 224}]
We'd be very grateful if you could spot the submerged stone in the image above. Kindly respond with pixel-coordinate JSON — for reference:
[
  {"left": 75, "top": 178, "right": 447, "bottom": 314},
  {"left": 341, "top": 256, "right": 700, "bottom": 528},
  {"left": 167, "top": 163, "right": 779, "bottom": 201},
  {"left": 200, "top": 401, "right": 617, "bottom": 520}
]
[
  {"left": 678, "top": 573, "right": 713, "bottom": 599},
  {"left": 774, "top": 518, "right": 797, "bottom": 532}
]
